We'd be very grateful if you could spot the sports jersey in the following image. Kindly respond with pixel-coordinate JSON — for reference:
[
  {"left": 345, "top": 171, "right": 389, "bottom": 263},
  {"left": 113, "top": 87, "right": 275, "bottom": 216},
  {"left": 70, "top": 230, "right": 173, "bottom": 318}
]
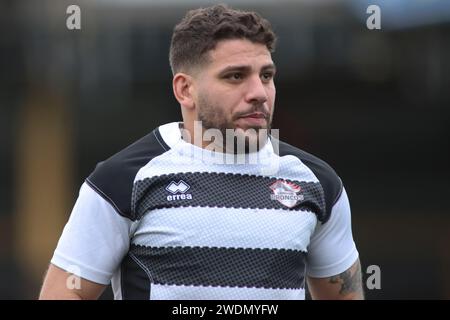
[{"left": 51, "top": 122, "right": 358, "bottom": 300}]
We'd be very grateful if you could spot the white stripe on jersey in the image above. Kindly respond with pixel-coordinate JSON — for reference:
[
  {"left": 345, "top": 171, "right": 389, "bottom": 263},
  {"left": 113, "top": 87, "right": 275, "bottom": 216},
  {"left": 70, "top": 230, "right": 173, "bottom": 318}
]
[
  {"left": 150, "top": 283, "right": 305, "bottom": 300},
  {"left": 132, "top": 206, "right": 317, "bottom": 252}
]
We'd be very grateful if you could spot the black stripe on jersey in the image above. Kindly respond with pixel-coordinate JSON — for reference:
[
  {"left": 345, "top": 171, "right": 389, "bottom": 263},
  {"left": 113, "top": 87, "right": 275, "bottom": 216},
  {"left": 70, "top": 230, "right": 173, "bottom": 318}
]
[
  {"left": 125, "top": 244, "right": 306, "bottom": 290},
  {"left": 132, "top": 172, "right": 326, "bottom": 221},
  {"left": 86, "top": 128, "right": 170, "bottom": 220},
  {"left": 276, "top": 140, "right": 343, "bottom": 223}
]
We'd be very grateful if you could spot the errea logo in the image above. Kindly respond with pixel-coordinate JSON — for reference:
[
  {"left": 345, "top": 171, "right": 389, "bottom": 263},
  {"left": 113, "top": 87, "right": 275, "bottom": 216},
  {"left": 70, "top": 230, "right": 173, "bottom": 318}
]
[{"left": 165, "top": 180, "right": 193, "bottom": 201}]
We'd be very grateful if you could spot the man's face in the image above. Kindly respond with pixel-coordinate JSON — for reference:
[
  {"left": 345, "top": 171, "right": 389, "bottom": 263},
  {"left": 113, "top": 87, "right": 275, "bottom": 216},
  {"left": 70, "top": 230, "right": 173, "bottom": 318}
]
[{"left": 192, "top": 39, "right": 276, "bottom": 151}]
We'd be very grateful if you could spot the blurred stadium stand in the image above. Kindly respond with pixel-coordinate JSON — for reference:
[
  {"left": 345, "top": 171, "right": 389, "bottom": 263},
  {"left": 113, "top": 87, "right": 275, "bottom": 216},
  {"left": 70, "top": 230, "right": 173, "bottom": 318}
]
[{"left": 0, "top": 0, "right": 449, "bottom": 299}]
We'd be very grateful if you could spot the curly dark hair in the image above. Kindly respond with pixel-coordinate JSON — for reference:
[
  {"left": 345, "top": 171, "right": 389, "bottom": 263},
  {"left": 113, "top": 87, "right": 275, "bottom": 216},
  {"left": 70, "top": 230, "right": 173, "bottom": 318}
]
[{"left": 169, "top": 4, "right": 277, "bottom": 75}]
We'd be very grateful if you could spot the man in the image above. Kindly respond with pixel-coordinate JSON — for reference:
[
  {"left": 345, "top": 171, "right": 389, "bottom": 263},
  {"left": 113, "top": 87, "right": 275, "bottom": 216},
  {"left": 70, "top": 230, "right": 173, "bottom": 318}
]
[{"left": 40, "top": 4, "right": 363, "bottom": 300}]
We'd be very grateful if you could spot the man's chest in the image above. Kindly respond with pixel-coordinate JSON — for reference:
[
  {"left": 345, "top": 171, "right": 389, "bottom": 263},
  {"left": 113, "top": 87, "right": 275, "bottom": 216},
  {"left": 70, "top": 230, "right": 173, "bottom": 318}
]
[
  {"left": 130, "top": 171, "right": 323, "bottom": 252},
  {"left": 132, "top": 171, "right": 325, "bottom": 220}
]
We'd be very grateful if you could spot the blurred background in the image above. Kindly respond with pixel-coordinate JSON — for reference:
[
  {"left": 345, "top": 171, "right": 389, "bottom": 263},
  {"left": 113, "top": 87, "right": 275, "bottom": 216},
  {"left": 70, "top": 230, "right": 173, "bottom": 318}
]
[{"left": 0, "top": 0, "right": 449, "bottom": 299}]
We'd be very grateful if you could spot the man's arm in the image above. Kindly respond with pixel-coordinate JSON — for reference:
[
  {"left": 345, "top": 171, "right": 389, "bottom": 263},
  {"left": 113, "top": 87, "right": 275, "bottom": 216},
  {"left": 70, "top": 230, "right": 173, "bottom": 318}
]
[
  {"left": 39, "top": 264, "right": 107, "bottom": 300},
  {"left": 307, "top": 259, "right": 364, "bottom": 300}
]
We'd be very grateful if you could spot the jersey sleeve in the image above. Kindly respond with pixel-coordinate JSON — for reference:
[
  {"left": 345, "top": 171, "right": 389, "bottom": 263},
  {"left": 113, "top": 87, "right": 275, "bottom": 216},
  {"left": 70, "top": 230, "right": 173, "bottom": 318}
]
[
  {"left": 305, "top": 187, "right": 359, "bottom": 278},
  {"left": 51, "top": 182, "right": 134, "bottom": 285}
]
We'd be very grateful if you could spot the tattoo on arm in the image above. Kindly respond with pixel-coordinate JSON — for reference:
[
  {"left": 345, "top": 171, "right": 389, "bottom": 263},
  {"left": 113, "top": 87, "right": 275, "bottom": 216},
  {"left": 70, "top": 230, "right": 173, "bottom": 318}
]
[{"left": 329, "top": 261, "right": 364, "bottom": 297}]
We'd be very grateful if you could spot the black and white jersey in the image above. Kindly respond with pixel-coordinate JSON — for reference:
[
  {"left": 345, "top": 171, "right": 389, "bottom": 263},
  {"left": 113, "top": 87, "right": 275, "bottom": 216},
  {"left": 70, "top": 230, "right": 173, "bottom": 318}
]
[{"left": 51, "top": 122, "right": 358, "bottom": 300}]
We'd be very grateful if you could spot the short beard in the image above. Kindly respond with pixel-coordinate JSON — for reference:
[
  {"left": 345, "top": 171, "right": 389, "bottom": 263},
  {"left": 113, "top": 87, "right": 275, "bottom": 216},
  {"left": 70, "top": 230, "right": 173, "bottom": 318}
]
[{"left": 197, "top": 94, "right": 272, "bottom": 154}]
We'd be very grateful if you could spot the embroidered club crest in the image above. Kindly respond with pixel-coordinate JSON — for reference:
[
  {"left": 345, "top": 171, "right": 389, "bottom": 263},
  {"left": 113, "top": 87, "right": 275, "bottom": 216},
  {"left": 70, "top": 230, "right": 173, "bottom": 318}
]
[{"left": 269, "top": 180, "right": 304, "bottom": 208}]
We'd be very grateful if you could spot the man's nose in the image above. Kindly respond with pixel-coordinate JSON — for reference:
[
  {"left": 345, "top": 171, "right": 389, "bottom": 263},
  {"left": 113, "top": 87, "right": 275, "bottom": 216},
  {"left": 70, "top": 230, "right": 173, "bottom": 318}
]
[{"left": 244, "top": 75, "right": 268, "bottom": 105}]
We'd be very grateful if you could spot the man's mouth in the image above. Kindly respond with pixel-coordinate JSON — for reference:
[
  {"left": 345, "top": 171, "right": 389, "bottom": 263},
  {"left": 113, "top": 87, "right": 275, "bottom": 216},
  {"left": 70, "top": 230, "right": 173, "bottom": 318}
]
[
  {"left": 240, "top": 112, "right": 267, "bottom": 119},
  {"left": 237, "top": 112, "right": 268, "bottom": 127}
]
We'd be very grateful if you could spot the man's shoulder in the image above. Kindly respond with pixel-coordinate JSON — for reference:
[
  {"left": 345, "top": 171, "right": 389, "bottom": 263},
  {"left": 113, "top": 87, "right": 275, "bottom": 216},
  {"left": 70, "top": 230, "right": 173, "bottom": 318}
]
[
  {"left": 277, "top": 139, "right": 341, "bottom": 184},
  {"left": 276, "top": 139, "right": 343, "bottom": 222},
  {"left": 85, "top": 126, "right": 170, "bottom": 219},
  {"left": 88, "top": 126, "right": 169, "bottom": 180}
]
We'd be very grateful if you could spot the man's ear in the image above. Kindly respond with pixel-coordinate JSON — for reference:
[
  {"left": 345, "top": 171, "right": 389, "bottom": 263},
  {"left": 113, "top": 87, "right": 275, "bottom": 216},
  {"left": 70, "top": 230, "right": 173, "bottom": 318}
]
[{"left": 172, "top": 73, "right": 195, "bottom": 110}]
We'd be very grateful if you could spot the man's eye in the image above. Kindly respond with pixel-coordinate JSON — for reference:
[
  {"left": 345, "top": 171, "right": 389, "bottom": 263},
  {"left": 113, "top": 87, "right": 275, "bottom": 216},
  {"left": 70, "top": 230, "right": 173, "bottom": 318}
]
[
  {"left": 261, "top": 72, "right": 274, "bottom": 81},
  {"left": 227, "top": 73, "right": 242, "bottom": 80}
]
